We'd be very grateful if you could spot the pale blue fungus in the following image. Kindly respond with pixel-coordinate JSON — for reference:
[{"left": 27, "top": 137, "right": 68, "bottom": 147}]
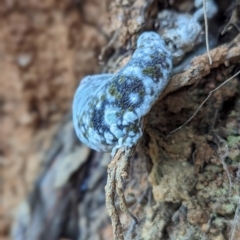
[{"left": 72, "top": 31, "right": 172, "bottom": 155}]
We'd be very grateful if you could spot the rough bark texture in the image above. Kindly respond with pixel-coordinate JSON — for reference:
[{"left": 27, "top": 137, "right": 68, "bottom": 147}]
[{"left": 1, "top": 0, "right": 240, "bottom": 240}]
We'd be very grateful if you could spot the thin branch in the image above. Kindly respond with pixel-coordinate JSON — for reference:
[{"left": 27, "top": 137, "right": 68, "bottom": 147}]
[
  {"left": 203, "top": 0, "right": 212, "bottom": 65},
  {"left": 170, "top": 69, "right": 240, "bottom": 134}
]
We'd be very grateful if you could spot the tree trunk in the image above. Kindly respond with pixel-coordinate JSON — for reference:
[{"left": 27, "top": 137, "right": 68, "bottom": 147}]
[{"left": 2, "top": 0, "right": 240, "bottom": 240}]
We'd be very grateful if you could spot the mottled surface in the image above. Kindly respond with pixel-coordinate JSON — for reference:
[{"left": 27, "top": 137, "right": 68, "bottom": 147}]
[
  {"left": 8, "top": 1, "right": 240, "bottom": 240},
  {"left": 158, "top": 10, "right": 202, "bottom": 64},
  {"left": 72, "top": 32, "right": 172, "bottom": 155}
]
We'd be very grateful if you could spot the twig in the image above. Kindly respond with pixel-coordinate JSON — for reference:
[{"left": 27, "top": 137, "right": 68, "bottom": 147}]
[
  {"left": 105, "top": 147, "right": 137, "bottom": 240},
  {"left": 203, "top": 0, "right": 212, "bottom": 65},
  {"left": 170, "top": 69, "right": 240, "bottom": 134},
  {"left": 116, "top": 148, "right": 138, "bottom": 224},
  {"left": 105, "top": 153, "right": 123, "bottom": 240},
  {"left": 160, "top": 43, "right": 240, "bottom": 100}
]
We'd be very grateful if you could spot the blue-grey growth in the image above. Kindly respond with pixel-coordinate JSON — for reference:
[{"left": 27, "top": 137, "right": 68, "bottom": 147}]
[{"left": 72, "top": 31, "right": 172, "bottom": 155}]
